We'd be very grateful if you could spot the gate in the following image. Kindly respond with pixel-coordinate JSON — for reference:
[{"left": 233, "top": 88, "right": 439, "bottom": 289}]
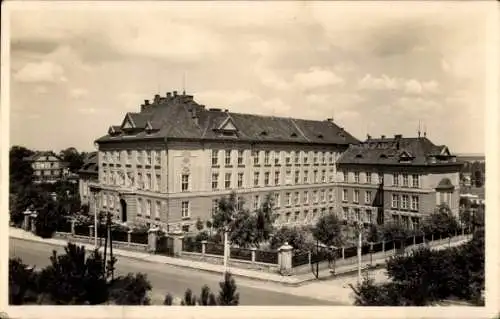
[{"left": 156, "top": 235, "right": 174, "bottom": 256}]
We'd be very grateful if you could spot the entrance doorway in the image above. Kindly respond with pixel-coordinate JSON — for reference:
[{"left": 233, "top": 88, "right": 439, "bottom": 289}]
[{"left": 120, "top": 199, "right": 127, "bottom": 222}]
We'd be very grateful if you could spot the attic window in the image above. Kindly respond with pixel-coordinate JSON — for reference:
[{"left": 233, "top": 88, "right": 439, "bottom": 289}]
[
  {"left": 380, "top": 154, "right": 387, "bottom": 159},
  {"left": 260, "top": 131, "right": 268, "bottom": 136},
  {"left": 355, "top": 154, "right": 363, "bottom": 158},
  {"left": 290, "top": 132, "right": 298, "bottom": 138},
  {"left": 317, "top": 134, "right": 324, "bottom": 139}
]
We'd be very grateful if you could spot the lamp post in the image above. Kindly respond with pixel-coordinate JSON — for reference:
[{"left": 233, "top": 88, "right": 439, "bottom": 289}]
[{"left": 356, "top": 222, "right": 363, "bottom": 285}]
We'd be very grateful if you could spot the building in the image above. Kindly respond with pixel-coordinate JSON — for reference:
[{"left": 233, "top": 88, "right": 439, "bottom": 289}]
[
  {"left": 24, "top": 151, "right": 69, "bottom": 184},
  {"left": 92, "top": 90, "right": 359, "bottom": 232},
  {"left": 336, "top": 134, "right": 462, "bottom": 231},
  {"left": 78, "top": 151, "right": 99, "bottom": 207}
]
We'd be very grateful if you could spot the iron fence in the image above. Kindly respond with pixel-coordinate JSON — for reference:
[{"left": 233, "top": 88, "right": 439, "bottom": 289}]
[
  {"left": 230, "top": 247, "right": 252, "bottom": 261},
  {"left": 130, "top": 231, "right": 148, "bottom": 245},
  {"left": 205, "top": 242, "right": 224, "bottom": 256},
  {"left": 292, "top": 252, "right": 310, "bottom": 267},
  {"left": 254, "top": 250, "right": 278, "bottom": 264}
]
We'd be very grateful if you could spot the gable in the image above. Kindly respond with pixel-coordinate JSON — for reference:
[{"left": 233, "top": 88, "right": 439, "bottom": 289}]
[
  {"left": 440, "top": 147, "right": 451, "bottom": 156},
  {"left": 218, "top": 117, "right": 238, "bottom": 132},
  {"left": 121, "top": 114, "right": 135, "bottom": 129}
]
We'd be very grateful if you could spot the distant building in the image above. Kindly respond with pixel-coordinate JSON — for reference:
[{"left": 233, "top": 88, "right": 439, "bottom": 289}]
[
  {"left": 92, "top": 91, "right": 359, "bottom": 232},
  {"left": 24, "top": 151, "right": 69, "bottom": 184},
  {"left": 336, "top": 134, "right": 462, "bottom": 231},
  {"left": 78, "top": 152, "right": 98, "bottom": 207}
]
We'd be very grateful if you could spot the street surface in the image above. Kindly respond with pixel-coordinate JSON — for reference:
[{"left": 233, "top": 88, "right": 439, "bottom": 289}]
[{"left": 10, "top": 238, "right": 343, "bottom": 305}]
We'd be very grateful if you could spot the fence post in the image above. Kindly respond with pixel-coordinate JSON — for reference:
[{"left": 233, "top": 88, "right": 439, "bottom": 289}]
[
  {"left": 127, "top": 229, "right": 132, "bottom": 247},
  {"left": 250, "top": 247, "right": 256, "bottom": 264},
  {"left": 382, "top": 240, "right": 385, "bottom": 253},
  {"left": 147, "top": 226, "right": 159, "bottom": 253},
  {"left": 201, "top": 240, "right": 207, "bottom": 256},
  {"left": 71, "top": 219, "right": 76, "bottom": 236},
  {"left": 431, "top": 233, "right": 434, "bottom": 242},
  {"left": 341, "top": 247, "right": 345, "bottom": 260},
  {"left": 413, "top": 235, "right": 416, "bottom": 246},
  {"left": 278, "top": 242, "right": 293, "bottom": 276},
  {"left": 308, "top": 251, "right": 312, "bottom": 265},
  {"left": 89, "top": 225, "right": 94, "bottom": 239}
]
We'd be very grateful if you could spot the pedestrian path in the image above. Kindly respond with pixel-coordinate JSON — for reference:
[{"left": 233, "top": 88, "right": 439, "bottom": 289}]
[{"left": 9, "top": 227, "right": 471, "bottom": 288}]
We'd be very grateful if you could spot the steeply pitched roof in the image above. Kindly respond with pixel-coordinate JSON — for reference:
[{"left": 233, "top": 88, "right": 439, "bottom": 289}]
[
  {"left": 79, "top": 151, "right": 98, "bottom": 175},
  {"left": 337, "top": 136, "right": 461, "bottom": 166},
  {"left": 23, "top": 151, "right": 61, "bottom": 162},
  {"left": 95, "top": 92, "right": 359, "bottom": 146}
]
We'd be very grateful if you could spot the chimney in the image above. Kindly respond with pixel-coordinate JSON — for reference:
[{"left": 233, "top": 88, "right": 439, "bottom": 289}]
[
  {"left": 173, "top": 90, "right": 178, "bottom": 97},
  {"left": 224, "top": 109, "right": 229, "bottom": 112},
  {"left": 166, "top": 92, "right": 172, "bottom": 99},
  {"left": 140, "top": 104, "right": 145, "bottom": 112},
  {"left": 394, "top": 134, "right": 402, "bottom": 139},
  {"left": 367, "top": 134, "right": 372, "bottom": 140},
  {"left": 381, "top": 135, "right": 385, "bottom": 139},
  {"left": 154, "top": 94, "right": 160, "bottom": 104},
  {"left": 144, "top": 99, "right": 150, "bottom": 105},
  {"left": 326, "top": 118, "right": 333, "bottom": 122}
]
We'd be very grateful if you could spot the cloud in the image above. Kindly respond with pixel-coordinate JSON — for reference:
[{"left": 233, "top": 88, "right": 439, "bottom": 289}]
[
  {"left": 358, "top": 74, "right": 439, "bottom": 95},
  {"left": 195, "top": 90, "right": 257, "bottom": 108},
  {"left": 13, "top": 61, "right": 67, "bottom": 83},
  {"left": 262, "top": 98, "right": 291, "bottom": 115},
  {"left": 34, "top": 86, "right": 48, "bottom": 94},
  {"left": 69, "top": 88, "right": 89, "bottom": 99},
  {"left": 293, "top": 67, "right": 345, "bottom": 89}
]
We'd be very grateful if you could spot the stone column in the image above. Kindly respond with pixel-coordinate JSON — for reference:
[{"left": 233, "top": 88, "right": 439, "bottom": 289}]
[
  {"left": 250, "top": 247, "right": 257, "bottom": 263},
  {"left": 278, "top": 242, "right": 293, "bottom": 276},
  {"left": 23, "top": 210, "right": 32, "bottom": 231},
  {"left": 148, "top": 226, "right": 159, "bottom": 253},
  {"left": 30, "top": 213, "right": 37, "bottom": 233},
  {"left": 201, "top": 240, "right": 207, "bottom": 256},
  {"left": 169, "top": 228, "right": 184, "bottom": 257},
  {"left": 89, "top": 225, "right": 94, "bottom": 238},
  {"left": 127, "top": 229, "right": 133, "bottom": 247}
]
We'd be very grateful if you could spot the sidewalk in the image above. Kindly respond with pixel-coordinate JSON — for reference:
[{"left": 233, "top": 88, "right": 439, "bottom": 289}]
[{"left": 9, "top": 227, "right": 471, "bottom": 287}]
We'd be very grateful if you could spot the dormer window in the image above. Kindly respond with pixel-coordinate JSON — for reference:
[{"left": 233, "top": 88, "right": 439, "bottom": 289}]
[
  {"left": 291, "top": 132, "right": 298, "bottom": 138},
  {"left": 380, "top": 154, "right": 387, "bottom": 159},
  {"left": 355, "top": 154, "right": 363, "bottom": 158},
  {"left": 261, "top": 131, "right": 268, "bottom": 136},
  {"left": 215, "top": 116, "right": 239, "bottom": 138},
  {"left": 317, "top": 134, "right": 324, "bottom": 139},
  {"left": 145, "top": 121, "right": 153, "bottom": 134}
]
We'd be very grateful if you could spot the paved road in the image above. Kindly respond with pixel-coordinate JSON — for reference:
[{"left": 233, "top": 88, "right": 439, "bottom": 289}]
[{"left": 10, "top": 238, "right": 340, "bottom": 305}]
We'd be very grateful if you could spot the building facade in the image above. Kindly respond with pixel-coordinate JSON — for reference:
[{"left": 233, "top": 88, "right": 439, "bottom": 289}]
[
  {"left": 78, "top": 152, "right": 99, "bottom": 207},
  {"left": 24, "top": 151, "right": 68, "bottom": 184},
  {"left": 92, "top": 91, "right": 359, "bottom": 232},
  {"left": 336, "top": 134, "right": 462, "bottom": 231}
]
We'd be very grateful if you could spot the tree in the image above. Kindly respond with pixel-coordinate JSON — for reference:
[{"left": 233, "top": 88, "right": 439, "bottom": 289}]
[
  {"left": 163, "top": 293, "right": 174, "bottom": 305},
  {"left": 9, "top": 146, "right": 35, "bottom": 193},
  {"left": 311, "top": 213, "right": 343, "bottom": 247},
  {"left": 217, "top": 272, "right": 239, "bottom": 306},
  {"left": 59, "top": 147, "right": 85, "bottom": 174},
  {"left": 37, "top": 243, "right": 109, "bottom": 305},
  {"left": 34, "top": 199, "right": 65, "bottom": 238},
  {"left": 108, "top": 273, "right": 152, "bottom": 305},
  {"left": 269, "top": 226, "right": 312, "bottom": 252},
  {"left": 195, "top": 217, "right": 204, "bottom": 232},
  {"left": 9, "top": 258, "right": 40, "bottom": 305},
  {"left": 422, "top": 204, "right": 460, "bottom": 238},
  {"left": 200, "top": 285, "right": 217, "bottom": 306}
]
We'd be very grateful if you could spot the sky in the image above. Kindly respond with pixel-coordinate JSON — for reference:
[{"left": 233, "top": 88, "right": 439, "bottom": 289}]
[{"left": 7, "top": 1, "right": 493, "bottom": 154}]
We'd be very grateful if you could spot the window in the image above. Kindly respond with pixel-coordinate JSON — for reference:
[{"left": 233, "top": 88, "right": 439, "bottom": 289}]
[
  {"left": 274, "top": 171, "right": 280, "bottom": 186},
  {"left": 254, "top": 172, "right": 260, "bottom": 187},
  {"left": 212, "top": 173, "right": 219, "bottom": 190},
  {"left": 154, "top": 150, "right": 160, "bottom": 165},
  {"left": 137, "top": 198, "right": 142, "bottom": 215},
  {"left": 321, "top": 152, "right": 326, "bottom": 165},
  {"left": 225, "top": 150, "right": 231, "bottom": 166},
  {"left": 325, "top": 152, "right": 330, "bottom": 165},
  {"left": 354, "top": 172, "right": 360, "bottom": 184},
  {"left": 365, "top": 209, "right": 372, "bottom": 224},
  {"left": 303, "top": 152, "right": 309, "bottom": 165},
  {"left": 342, "top": 207, "right": 349, "bottom": 220},
  {"left": 343, "top": 171, "right": 348, "bottom": 183},
  {"left": 295, "top": 170, "right": 300, "bottom": 184},
  {"left": 285, "top": 192, "right": 291, "bottom": 206},
  {"left": 342, "top": 189, "right": 348, "bottom": 202},
  {"left": 313, "top": 191, "right": 319, "bottom": 203},
  {"left": 378, "top": 173, "right": 384, "bottom": 184},
  {"left": 312, "top": 151, "right": 317, "bottom": 165},
  {"left": 366, "top": 172, "right": 372, "bottom": 184},
  {"left": 211, "top": 199, "right": 219, "bottom": 216},
  {"left": 294, "top": 192, "right": 300, "bottom": 205},
  {"left": 303, "top": 191, "right": 309, "bottom": 204},
  {"left": 225, "top": 173, "right": 231, "bottom": 189},
  {"left": 137, "top": 173, "right": 143, "bottom": 189},
  {"left": 285, "top": 152, "right": 291, "bottom": 165},
  {"left": 236, "top": 197, "right": 243, "bottom": 211},
  {"left": 263, "top": 150, "right": 270, "bottom": 165},
  {"left": 275, "top": 152, "right": 280, "bottom": 165},
  {"left": 313, "top": 170, "right": 318, "bottom": 183},
  {"left": 146, "top": 151, "right": 152, "bottom": 165},
  {"left": 412, "top": 174, "right": 420, "bottom": 188},
  {"left": 411, "top": 195, "right": 419, "bottom": 211},
  {"left": 253, "top": 150, "right": 259, "bottom": 165},
  {"left": 145, "top": 173, "right": 151, "bottom": 190},
  {"left": 285, "top": 169, "right": 292, "bottom": 184},
  {"left": 155, "top": 201, "right": 161, "bottom": 219},
  {"left": 365, "top": 191, "right": 372, "bottom": 204},
  {"left": 401, "top": 195, "right": 409, "bottom": 209},
  {"left": 329, "top": 189, "right": 334, "bottom": 202},
  {"left": 237, "top": 173, "right": 244, "bottom": 188},
  {"left": 181, "top": 174, "right": 189, "bottom": 192},
  {"left": 321, "top": 170, "right": 326, "bottom": 183},
  {"left": 391, "top": 194, "right": 399, "bottom": 208},
  {"left": 354, "top": 208, "right": 361, "bottom": 222},
  {"left": 295, "top": 151, "right": 300, "bottom": 164},
  {"left": 411, "top": 217, "right": 420, "bottom": 230},
  {"left": 274, "top": 193, "right": 280, "bottom": 208},
  {"left": 237, "top": 150, "right": 244, "bottom": 165},
  {"left": 329, "top": 169, "right": 335, "bottom": 182},
  {"left": 110, "top": 195, "right": 114, "bottom": 208},
  {"left": 393, "top": 173, "right": 399, "bottom": 186},
  {"left": 264, "top": 172, "right": 270, "bottom": 186},
  {"left": 331, "top": 152, "right": 335, "bottom": 164},
  {"left": 254, "top": 195, "right": 260, "bottom": 210},
  {"left": 403, "top": 174, "right": 409, "bottom": 187},
  {"left": 127, "top": 150, "right": 132, "bottom": 164},
  {"left": 155, "top": 174, "right": 160, "bottom": 191},
  {"left": 181, "top": 201, "right": 190, "bottom": 218},
  {"left": 353, "top": 190, "right": 359, "bottom": 203},
  {"left": 145, "top": 200, "right": 151, "bottom": 218},
  {"left": 137, "top": 151, "right": 143, "bottom": 165},
  {"left": 303, "top": 170, "right": 309, "bottom": 184},
  {"left": 321, "top": 190, "right": 326, "bottom": 202},
  {"left": 212, "top": 150, "right": 219, "bottom": 166}
]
